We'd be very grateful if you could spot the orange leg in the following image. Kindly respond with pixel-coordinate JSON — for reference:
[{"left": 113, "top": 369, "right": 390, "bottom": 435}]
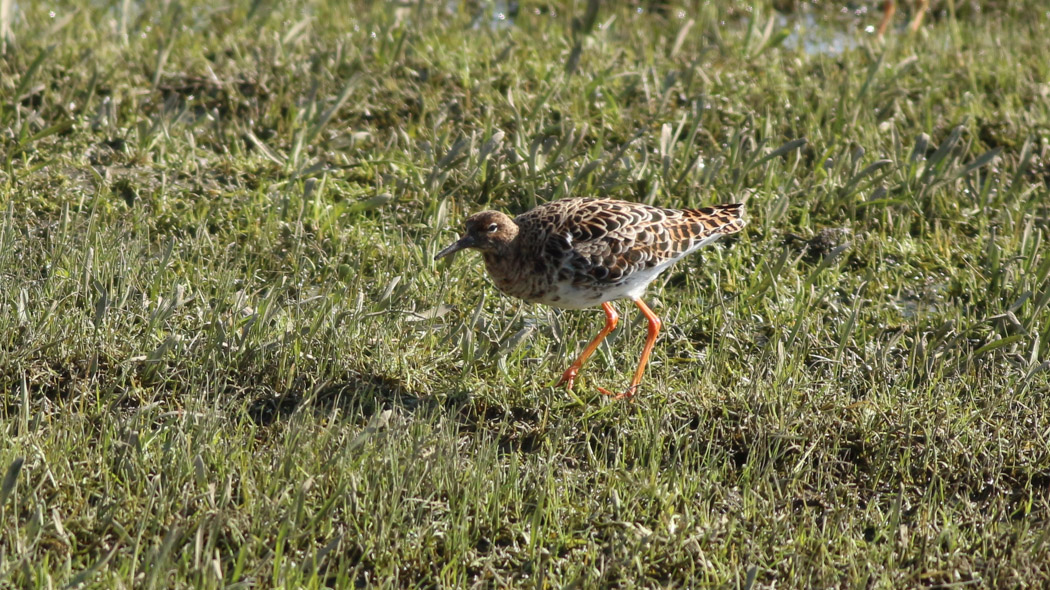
[
  {"left": 556, "top": 302, "right": 619, "bottom": 390},
  {"left": 597, "top": 298, "right": 662, "bottom": 400},
  {"left": 876, "top": 0, "right": 896, "bottom": 41},
  {"left": 877, "top": 0, "right": 926, "bottom": 41},
  {"left": 907, "top": 0, "right": 928, "bottom": 34}
]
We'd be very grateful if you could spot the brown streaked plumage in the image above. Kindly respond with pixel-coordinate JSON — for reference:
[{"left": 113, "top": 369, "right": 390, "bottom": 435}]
[{"left": 436, "top": 197, "right": 746, "bottom": 399}]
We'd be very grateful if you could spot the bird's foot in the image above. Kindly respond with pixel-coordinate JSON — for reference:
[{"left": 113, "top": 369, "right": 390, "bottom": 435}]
[
  {"left": 556, "top": 368, "right": 578, "bottom": 390},
  {"left": 596, "top": 384, "right": 639, "bottom": 401}
]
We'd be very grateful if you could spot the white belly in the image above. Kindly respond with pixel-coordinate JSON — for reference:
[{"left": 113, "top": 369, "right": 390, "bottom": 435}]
[{"left": 532, "top": 260, "right": 675, "bottom": 309}]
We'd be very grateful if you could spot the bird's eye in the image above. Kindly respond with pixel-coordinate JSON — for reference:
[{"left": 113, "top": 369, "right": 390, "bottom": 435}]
[{"left": 487, "top": 223, "right": 499, "bottom": 233}]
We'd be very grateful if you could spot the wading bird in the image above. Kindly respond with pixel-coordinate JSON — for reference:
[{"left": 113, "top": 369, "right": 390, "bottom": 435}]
[{"left": 436, "top": 197, "right": 746, "bottom": 399}]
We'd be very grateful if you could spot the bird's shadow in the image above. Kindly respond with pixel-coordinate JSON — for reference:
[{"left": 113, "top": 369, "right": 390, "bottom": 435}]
[
  {"left": 245, "top": 371, "right": 546, "bottom": 454},
  {"left": 245, "top": 370, "right": 432, "bottom": 426}
]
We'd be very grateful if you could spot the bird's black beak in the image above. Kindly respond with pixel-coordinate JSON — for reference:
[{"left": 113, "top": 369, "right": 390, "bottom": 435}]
[{"left": 434, "top": 235, "right": 476, "bottom": 260}]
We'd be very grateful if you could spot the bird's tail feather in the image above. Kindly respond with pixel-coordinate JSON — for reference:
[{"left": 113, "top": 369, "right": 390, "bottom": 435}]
[{"left": 683, "top": 203, "right": 747, "bottom": 236}]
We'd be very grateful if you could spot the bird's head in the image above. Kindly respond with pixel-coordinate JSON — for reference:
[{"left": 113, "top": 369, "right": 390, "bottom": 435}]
[{"left": 435, "top": 210, "right": 518, "bottom": 260}]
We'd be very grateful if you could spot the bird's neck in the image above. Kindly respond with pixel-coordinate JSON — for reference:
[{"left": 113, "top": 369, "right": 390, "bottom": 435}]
[
  {"left": 482, "top": 245, "right": 516, "bottom": 275},
  {"left": 482, "top": 240, "right": 529, "bottom": 295}
]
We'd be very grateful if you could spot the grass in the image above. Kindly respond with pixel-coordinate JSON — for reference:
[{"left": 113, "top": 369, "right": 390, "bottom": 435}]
[{"left": 1, "top": 0, "right": 1049, "bottom": 587}]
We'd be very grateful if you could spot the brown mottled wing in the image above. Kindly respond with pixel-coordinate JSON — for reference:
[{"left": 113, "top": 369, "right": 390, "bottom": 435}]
[{"left": 518, "top": 198, "right": 745, "bottom": 286}]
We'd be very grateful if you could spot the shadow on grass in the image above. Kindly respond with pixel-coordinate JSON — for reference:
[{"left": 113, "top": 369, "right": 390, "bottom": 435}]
[
  {"left": 245, "top": 371, "right": 546, "bottom": 453},
  {"left": 245, "top": 370, "right": 425, "bottom": 426}
]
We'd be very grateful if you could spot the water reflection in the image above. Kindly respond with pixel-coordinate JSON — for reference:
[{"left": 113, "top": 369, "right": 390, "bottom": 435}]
[{"left": 779, "top": 11, "right": 862, "bottom": 56}]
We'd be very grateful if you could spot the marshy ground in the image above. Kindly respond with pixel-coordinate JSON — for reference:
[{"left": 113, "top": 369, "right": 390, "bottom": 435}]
[{"left": 2, "top": 1, "right": 1049, "bottom": 587}]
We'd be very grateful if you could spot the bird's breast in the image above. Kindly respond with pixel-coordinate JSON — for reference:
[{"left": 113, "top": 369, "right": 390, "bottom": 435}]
[{"left": 482, "top": 251, "right": 555, "bottom": 303}]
